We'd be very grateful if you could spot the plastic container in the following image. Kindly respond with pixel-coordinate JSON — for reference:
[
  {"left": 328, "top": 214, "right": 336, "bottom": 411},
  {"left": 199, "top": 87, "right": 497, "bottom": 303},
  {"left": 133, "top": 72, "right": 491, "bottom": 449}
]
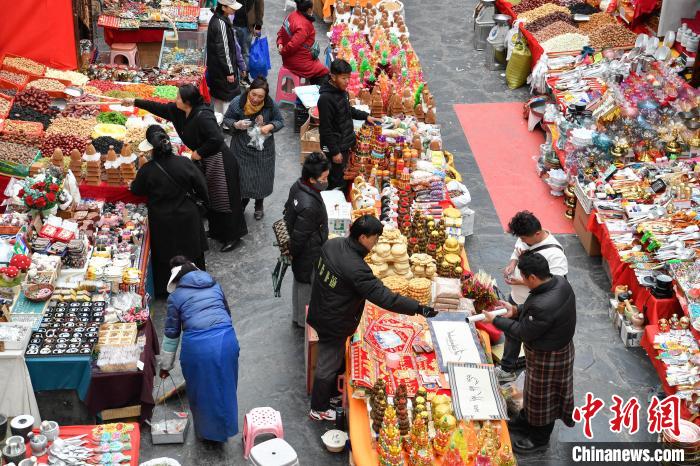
[
  {"left": 0, "top": 71, "right": 30, "bottom": 91},
  {"left": 0, "top": 92, "right": 13, "bottom": 119},
  {"left": 2, "top": 54, "right": 46, "bottom": 77},
  {"left": 25, "top": 76, "right": 71, "bottom": 98}
]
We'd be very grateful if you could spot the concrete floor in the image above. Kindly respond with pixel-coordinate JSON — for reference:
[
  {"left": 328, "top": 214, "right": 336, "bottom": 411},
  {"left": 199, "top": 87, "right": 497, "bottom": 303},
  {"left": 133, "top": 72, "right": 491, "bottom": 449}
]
[{"left": 44, "top": 0, "right": 665, "bottom": 464}]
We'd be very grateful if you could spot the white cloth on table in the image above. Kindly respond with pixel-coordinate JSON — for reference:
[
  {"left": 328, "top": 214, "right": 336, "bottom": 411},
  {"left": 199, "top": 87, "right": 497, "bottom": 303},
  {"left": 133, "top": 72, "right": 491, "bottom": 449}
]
[{"left": 0, "top": 349, "right": 41, "bottom": 426}]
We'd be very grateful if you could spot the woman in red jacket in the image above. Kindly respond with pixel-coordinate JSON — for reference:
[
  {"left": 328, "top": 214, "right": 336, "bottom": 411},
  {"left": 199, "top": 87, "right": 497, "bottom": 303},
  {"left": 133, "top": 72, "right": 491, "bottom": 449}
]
[{"left": 276, "top": 0, "right": 328, "bottom": 84}]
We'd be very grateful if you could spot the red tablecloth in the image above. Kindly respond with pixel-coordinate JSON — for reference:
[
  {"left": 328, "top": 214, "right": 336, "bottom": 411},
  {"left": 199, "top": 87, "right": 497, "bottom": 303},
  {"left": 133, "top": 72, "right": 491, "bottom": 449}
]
[
  {"left": 102, "top": 27, "right": 165, "bottom": 46},
  {"left": 85, "top": 318, "right": 160, "bottom": 423},
  {"left": 28, "top": 423, "right": 140, "bottom": 465},
  {"left": 0, "top": 173, "right": 146, "bottom": 204},
  {"left": 640, "top": 325, "right": 699, "bottom": 425},
  {"left": 587, "top": 214, "right": 682, "bottom": 323}
]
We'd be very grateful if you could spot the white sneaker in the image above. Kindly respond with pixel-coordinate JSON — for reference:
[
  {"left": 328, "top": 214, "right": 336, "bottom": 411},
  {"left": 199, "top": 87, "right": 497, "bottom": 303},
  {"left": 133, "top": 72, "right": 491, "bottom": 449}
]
[
  {"left": 309, "top": 409, "right": 336, "bottom": 421},
  {"left": 495, "top": 366, "right": 516, "bottom": 383}
]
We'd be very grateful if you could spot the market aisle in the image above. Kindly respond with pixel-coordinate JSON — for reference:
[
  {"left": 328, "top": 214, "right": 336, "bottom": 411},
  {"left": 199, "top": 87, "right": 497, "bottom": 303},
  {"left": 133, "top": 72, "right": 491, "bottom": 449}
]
[
  {"left": 137, "top": 0, "right": 663, "bottom": 464},
  {"left": 454, "top": 101, "right": 575, "bottom": 234}
]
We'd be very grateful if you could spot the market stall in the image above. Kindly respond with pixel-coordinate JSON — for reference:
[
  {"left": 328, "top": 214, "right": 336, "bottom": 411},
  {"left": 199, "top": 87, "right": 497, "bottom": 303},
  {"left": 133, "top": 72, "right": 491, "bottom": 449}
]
[{"left": 0, "top": 52, "right": 202, "bottom": 426}]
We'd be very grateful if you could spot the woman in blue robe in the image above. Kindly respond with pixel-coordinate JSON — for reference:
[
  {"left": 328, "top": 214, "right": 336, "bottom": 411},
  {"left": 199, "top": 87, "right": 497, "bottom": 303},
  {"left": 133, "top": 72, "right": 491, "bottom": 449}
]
[{"left": 159, "top": 256, "right": 240, "bottom": 443}]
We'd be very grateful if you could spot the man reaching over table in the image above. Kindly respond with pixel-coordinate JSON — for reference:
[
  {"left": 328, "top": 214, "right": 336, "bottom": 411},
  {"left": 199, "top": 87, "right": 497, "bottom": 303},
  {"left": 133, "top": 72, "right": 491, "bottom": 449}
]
[
  {"left": 306, "top": 215, "right": 438, "bottom": 421},
  {"left": 482, "top": 252, "right": 576, "bottom": 454}
]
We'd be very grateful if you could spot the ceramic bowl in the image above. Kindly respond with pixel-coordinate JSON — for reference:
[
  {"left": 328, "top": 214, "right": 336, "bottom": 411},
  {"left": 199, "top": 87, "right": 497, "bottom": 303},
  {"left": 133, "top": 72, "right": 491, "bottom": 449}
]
[{"left": 321, "top": 429, "right": 348, "bottom": 453}]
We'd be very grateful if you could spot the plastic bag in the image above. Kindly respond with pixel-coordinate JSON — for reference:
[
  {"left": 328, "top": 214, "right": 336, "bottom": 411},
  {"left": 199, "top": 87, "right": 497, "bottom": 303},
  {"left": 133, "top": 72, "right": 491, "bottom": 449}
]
[
  {"left": 505, "top": 40, "right": 532, "bottom": 90},
  {"left": 247, "top": 125, "right": 271, "bottom": 151},
  {"left": 248, "top": 36, "right": 272, "bottom": 79}
]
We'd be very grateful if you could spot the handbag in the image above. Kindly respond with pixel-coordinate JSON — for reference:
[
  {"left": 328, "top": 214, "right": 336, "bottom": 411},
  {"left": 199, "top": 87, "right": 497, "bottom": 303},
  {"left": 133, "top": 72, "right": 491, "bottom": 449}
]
[
  {"left": 153, "top": 161, "right": 209, "bottom": 217},
  {"left": 272, "top": 218, "right": 291, "bottom": 258}
]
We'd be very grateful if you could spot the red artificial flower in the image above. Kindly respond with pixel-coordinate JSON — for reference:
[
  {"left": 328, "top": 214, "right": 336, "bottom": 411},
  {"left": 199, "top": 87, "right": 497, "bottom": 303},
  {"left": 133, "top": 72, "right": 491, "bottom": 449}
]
[
  {"left": 18, "top": 189, "right": 24, "bottom": 197},
  {"left": 36, "top": 197, "right": 46, "bottom": 208},
  {"left": 49, "top": 183, "right": 59, "bottom": 192},
  {"left": 46, "top": 192, "right": 56, "bottom": 202},
  {"left": 34, "top": 182, "right": 45, "bottom": 189},
  {"left": 25, "top": 196, "right": 34, "bottom": 206}
]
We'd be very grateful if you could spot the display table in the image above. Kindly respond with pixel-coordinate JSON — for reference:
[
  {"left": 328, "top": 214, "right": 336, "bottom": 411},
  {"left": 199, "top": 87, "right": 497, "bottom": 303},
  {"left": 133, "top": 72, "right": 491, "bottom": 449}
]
[
  {"left": 587, "top": 214, "right": 682, "bottom": 323},
  {"left": 26, "top": 317, "right": 159, "bottom": 422},
  {"left": 0, "top": 348, "right": 42, "bottom": 425},
  {"left": 28, "top": 423, "right": 141, "bottom": 466},
  {"left": 639, "top": 325, "right": 699, "bottom": 425},
  {"left": 0, "top": 174, "right": 146, "bottom": 205},
  {"left": 346, "top": 329, "right": 512, "bottom": 466}
]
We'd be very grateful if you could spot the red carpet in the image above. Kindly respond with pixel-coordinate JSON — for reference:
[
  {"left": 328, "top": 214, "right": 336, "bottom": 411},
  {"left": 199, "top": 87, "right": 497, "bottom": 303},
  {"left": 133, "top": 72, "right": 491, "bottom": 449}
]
[{"left": 454, "top": 102, "right": 575, "bottom": 234}]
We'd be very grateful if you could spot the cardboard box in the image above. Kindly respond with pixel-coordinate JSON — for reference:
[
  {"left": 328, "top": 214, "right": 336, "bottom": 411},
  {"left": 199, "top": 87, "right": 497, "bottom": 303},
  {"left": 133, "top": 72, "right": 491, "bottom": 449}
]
[
  {"left": 321, "top": 190, "right": 352, "bottom": 236},
  {"left": 300, "top": 117, "right": 321, "bottom": 154},
  {"left": 620, "top": 321, "right": 643, "bottom": 347},
  {"left": 573, "top": 200, "right": 601, "bottom": 257}
]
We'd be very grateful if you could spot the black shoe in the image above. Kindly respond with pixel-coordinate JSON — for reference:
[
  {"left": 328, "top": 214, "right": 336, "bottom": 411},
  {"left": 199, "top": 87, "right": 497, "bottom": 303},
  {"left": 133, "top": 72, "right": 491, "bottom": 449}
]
[
  {"left": 513, "top": 438, "right": 549, "bottom": 454},
  {"left": 506, "top": 418, "right": 528, "bottom": 434},
  {"left": 254, "top": 209, "right": 264, "bottom": 221},
  {"left": 220, "top": 239, "right": 241, "bottom": 252}
]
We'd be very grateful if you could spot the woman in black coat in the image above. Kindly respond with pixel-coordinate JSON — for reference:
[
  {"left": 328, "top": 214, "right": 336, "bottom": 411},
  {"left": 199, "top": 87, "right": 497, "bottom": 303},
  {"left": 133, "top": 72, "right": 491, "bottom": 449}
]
[
  {"left": 283, "top": 152, "right": 330, "bottom": 327},
  {"left": 130, "top": 125, "right": 209, "bottom": 298},
  {"left": 125, "top": 85, "right": 247, "bottom": 252},
  {"left": 207, "top": 0, "right": 248, "bottom": 114}
]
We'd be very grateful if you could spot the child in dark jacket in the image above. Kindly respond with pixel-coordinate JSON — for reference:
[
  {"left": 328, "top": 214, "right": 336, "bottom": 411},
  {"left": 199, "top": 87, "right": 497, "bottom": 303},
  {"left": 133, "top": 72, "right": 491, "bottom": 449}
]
[{"left": 317, "top": 59, "right": 380, "bottom": 190}]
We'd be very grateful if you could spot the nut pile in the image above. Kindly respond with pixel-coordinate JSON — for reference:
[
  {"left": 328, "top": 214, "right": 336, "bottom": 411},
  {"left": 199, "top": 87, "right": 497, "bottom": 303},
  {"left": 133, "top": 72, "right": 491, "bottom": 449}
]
[
  {"left": 526, "top": 12, "right": 575, "bottom": 34},
  {"left": 61, "top": 95, "right": 101, "bottom": 118},
  {"left": 47, "top": 117, "right": 98, "bottom": 140},
  {"left": 588, "top": 23, "right": 637, "bottom": 49},
  {"left": 3, "top": 56, "right": 44, "bottom": 75},
  {"left": 45, "top": 68, "right": 89, "bottom": 86},
  {"left": 26, "top": 78, "right": 66, "bottom": 93},
  {"left": 0, "top": 88, "right": 17, "bottom": 97},
  {"left": 542, "top": 32, "right": 590, "bottom": 52},
  {"left": 0, "top": 120, "right": 43, "bottom": 145},
  {"left": 0, "top": 97, "right": 11, "bottom": 116},
  {"left": 0, "top": 141, "right": 38, "bottom": 166},
  {"left": 41, "top": 134, "right": 89, "bottom": 157},
  {"left": 520, "top": 3, "right": 571, "bottom": 22},
  {"left": 125, "top": 126, "right": 147, "bottom": 146},
  {"left": 8, "top": 104, "right": 53, "bottom": 129},
  {"left": 578, "top": 12, "right": 616, "bottom": 33},
  {"left": 568, "top": 2, "right": 598, "bottom": 15},
  {"left": 92, "top": 136, "right": 123, "bottom": 154},
  {"left": 16, "top": 88, "right": 55, "bottom": 115},
  {"left": 0, "top": 70, "right": 27, "bottom": 85},
  {"left": 534, "top": 21, "right": 580, "bottom": 42},
  {"left": 512, "top": 0, "right": 549, "bottom": 14}
]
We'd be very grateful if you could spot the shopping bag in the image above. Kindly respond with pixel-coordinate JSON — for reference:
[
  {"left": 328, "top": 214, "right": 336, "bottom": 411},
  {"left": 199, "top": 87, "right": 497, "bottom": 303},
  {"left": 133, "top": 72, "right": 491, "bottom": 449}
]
[
  {"left": 505, "top": 40, "right": 532, "bottom": 90},
  {"left": 249, "top": 36, "right": 272, "bottom": 79}
]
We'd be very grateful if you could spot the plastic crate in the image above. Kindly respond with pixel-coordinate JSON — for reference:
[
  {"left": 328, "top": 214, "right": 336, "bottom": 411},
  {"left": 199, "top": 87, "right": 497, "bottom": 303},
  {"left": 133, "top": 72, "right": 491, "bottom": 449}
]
[
  {"left": 0, "top": 92, "right": 13, "bottom": 119},
  {"left": 0, "top": 148, "right": 41, "bottom": 177},
  {"left": 0, "top": 71, "right": 30, "bottom": 91},
  {"left": 25, "top": 76, "right": 71, "bottom": 98},
  {"left": 2, "top": 54, "right": 46, "bottom": 77}
]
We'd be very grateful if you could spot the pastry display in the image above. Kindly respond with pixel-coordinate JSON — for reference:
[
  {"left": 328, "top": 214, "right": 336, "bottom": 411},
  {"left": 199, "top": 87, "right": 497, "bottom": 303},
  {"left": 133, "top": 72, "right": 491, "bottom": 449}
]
[
  {"left": 367, "top": 227, "right": 412, "bottom": 279},
  {"left": 407, "top": 277, "right": 431, "bottom": 305}
]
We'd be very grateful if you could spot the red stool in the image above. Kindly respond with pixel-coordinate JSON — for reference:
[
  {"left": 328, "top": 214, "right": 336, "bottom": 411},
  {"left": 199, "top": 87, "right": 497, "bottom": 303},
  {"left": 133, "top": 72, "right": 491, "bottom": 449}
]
[
  {"left": 110, "top": 43, "right": 139, "bottom": 67},
  {"left": 275, "top": 66, "right": 304, "bottom": 106}
]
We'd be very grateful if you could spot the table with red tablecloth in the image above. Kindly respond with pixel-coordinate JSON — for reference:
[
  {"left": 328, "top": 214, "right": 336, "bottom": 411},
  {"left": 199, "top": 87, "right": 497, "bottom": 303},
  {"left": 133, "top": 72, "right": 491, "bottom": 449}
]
[
  {"left": 587, "top": 213, "right": 682, "bottom": 323},
  {"left": 0, "top": 173, "right": 146, "bottom": 204},
  {"left": 640, "top": 325, "right": 699, "bottom": 425},
  {"left": 26, "top": 423, "right": 140, "bottom": 465}
]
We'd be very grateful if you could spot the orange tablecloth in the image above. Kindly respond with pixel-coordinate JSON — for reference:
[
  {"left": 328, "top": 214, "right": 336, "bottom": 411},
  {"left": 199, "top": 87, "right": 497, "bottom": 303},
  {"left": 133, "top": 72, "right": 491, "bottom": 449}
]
[
  {"left": 347, "top": 329, "right": 512, "bottom": 466},
  {"left": 27, "top": 423, "right": 141, "bottom": 465}
]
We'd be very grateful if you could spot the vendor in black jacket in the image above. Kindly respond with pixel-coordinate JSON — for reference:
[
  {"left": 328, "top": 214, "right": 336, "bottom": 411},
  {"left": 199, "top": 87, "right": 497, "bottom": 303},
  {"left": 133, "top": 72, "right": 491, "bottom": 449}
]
[
  {"left": 284, "top": 152, "right": 330, "bottom": 327},
  {"left": 318, "top": 59, "right": 381, "bottom": 191},
  {"left": 482, "top": 252, "right": 576, "bottom": 454},
  {"left": 307, "top": 215, "right": 438, "bottom": 421}
]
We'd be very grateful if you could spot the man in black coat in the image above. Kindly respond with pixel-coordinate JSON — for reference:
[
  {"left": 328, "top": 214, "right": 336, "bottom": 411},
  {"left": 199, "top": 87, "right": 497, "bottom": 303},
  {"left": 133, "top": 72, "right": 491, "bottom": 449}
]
[
  {"left": 206, "top": 0, "right": 248, "bottom": 114},
  {"left": 318, "top": 59, "right": 380, "bottom": 190},
  {"left": 307, "top": 215, "right": 438, "bottom": 421},
  {"left": 483, "top": 252, "right": 576, "bottom": 454}
]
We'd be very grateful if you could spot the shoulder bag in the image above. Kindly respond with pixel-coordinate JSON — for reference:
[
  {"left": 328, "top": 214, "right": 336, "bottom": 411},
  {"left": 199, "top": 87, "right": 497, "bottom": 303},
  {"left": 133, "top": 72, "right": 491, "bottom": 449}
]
[{"left": 154, "top": 161, "right": 209, "bottom": 217}]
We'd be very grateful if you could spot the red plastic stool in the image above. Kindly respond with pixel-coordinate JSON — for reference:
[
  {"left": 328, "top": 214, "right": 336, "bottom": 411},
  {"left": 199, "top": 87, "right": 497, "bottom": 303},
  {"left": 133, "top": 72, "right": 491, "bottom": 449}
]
[
  {"left": 110, "top": 43, "right": 139, "bottom": 67},
  {"left": 243, "top": 407, "right": 284, "bottom": 459},
  {"left": 275, "top": 66, "right": 303, "bottom": 106}
]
